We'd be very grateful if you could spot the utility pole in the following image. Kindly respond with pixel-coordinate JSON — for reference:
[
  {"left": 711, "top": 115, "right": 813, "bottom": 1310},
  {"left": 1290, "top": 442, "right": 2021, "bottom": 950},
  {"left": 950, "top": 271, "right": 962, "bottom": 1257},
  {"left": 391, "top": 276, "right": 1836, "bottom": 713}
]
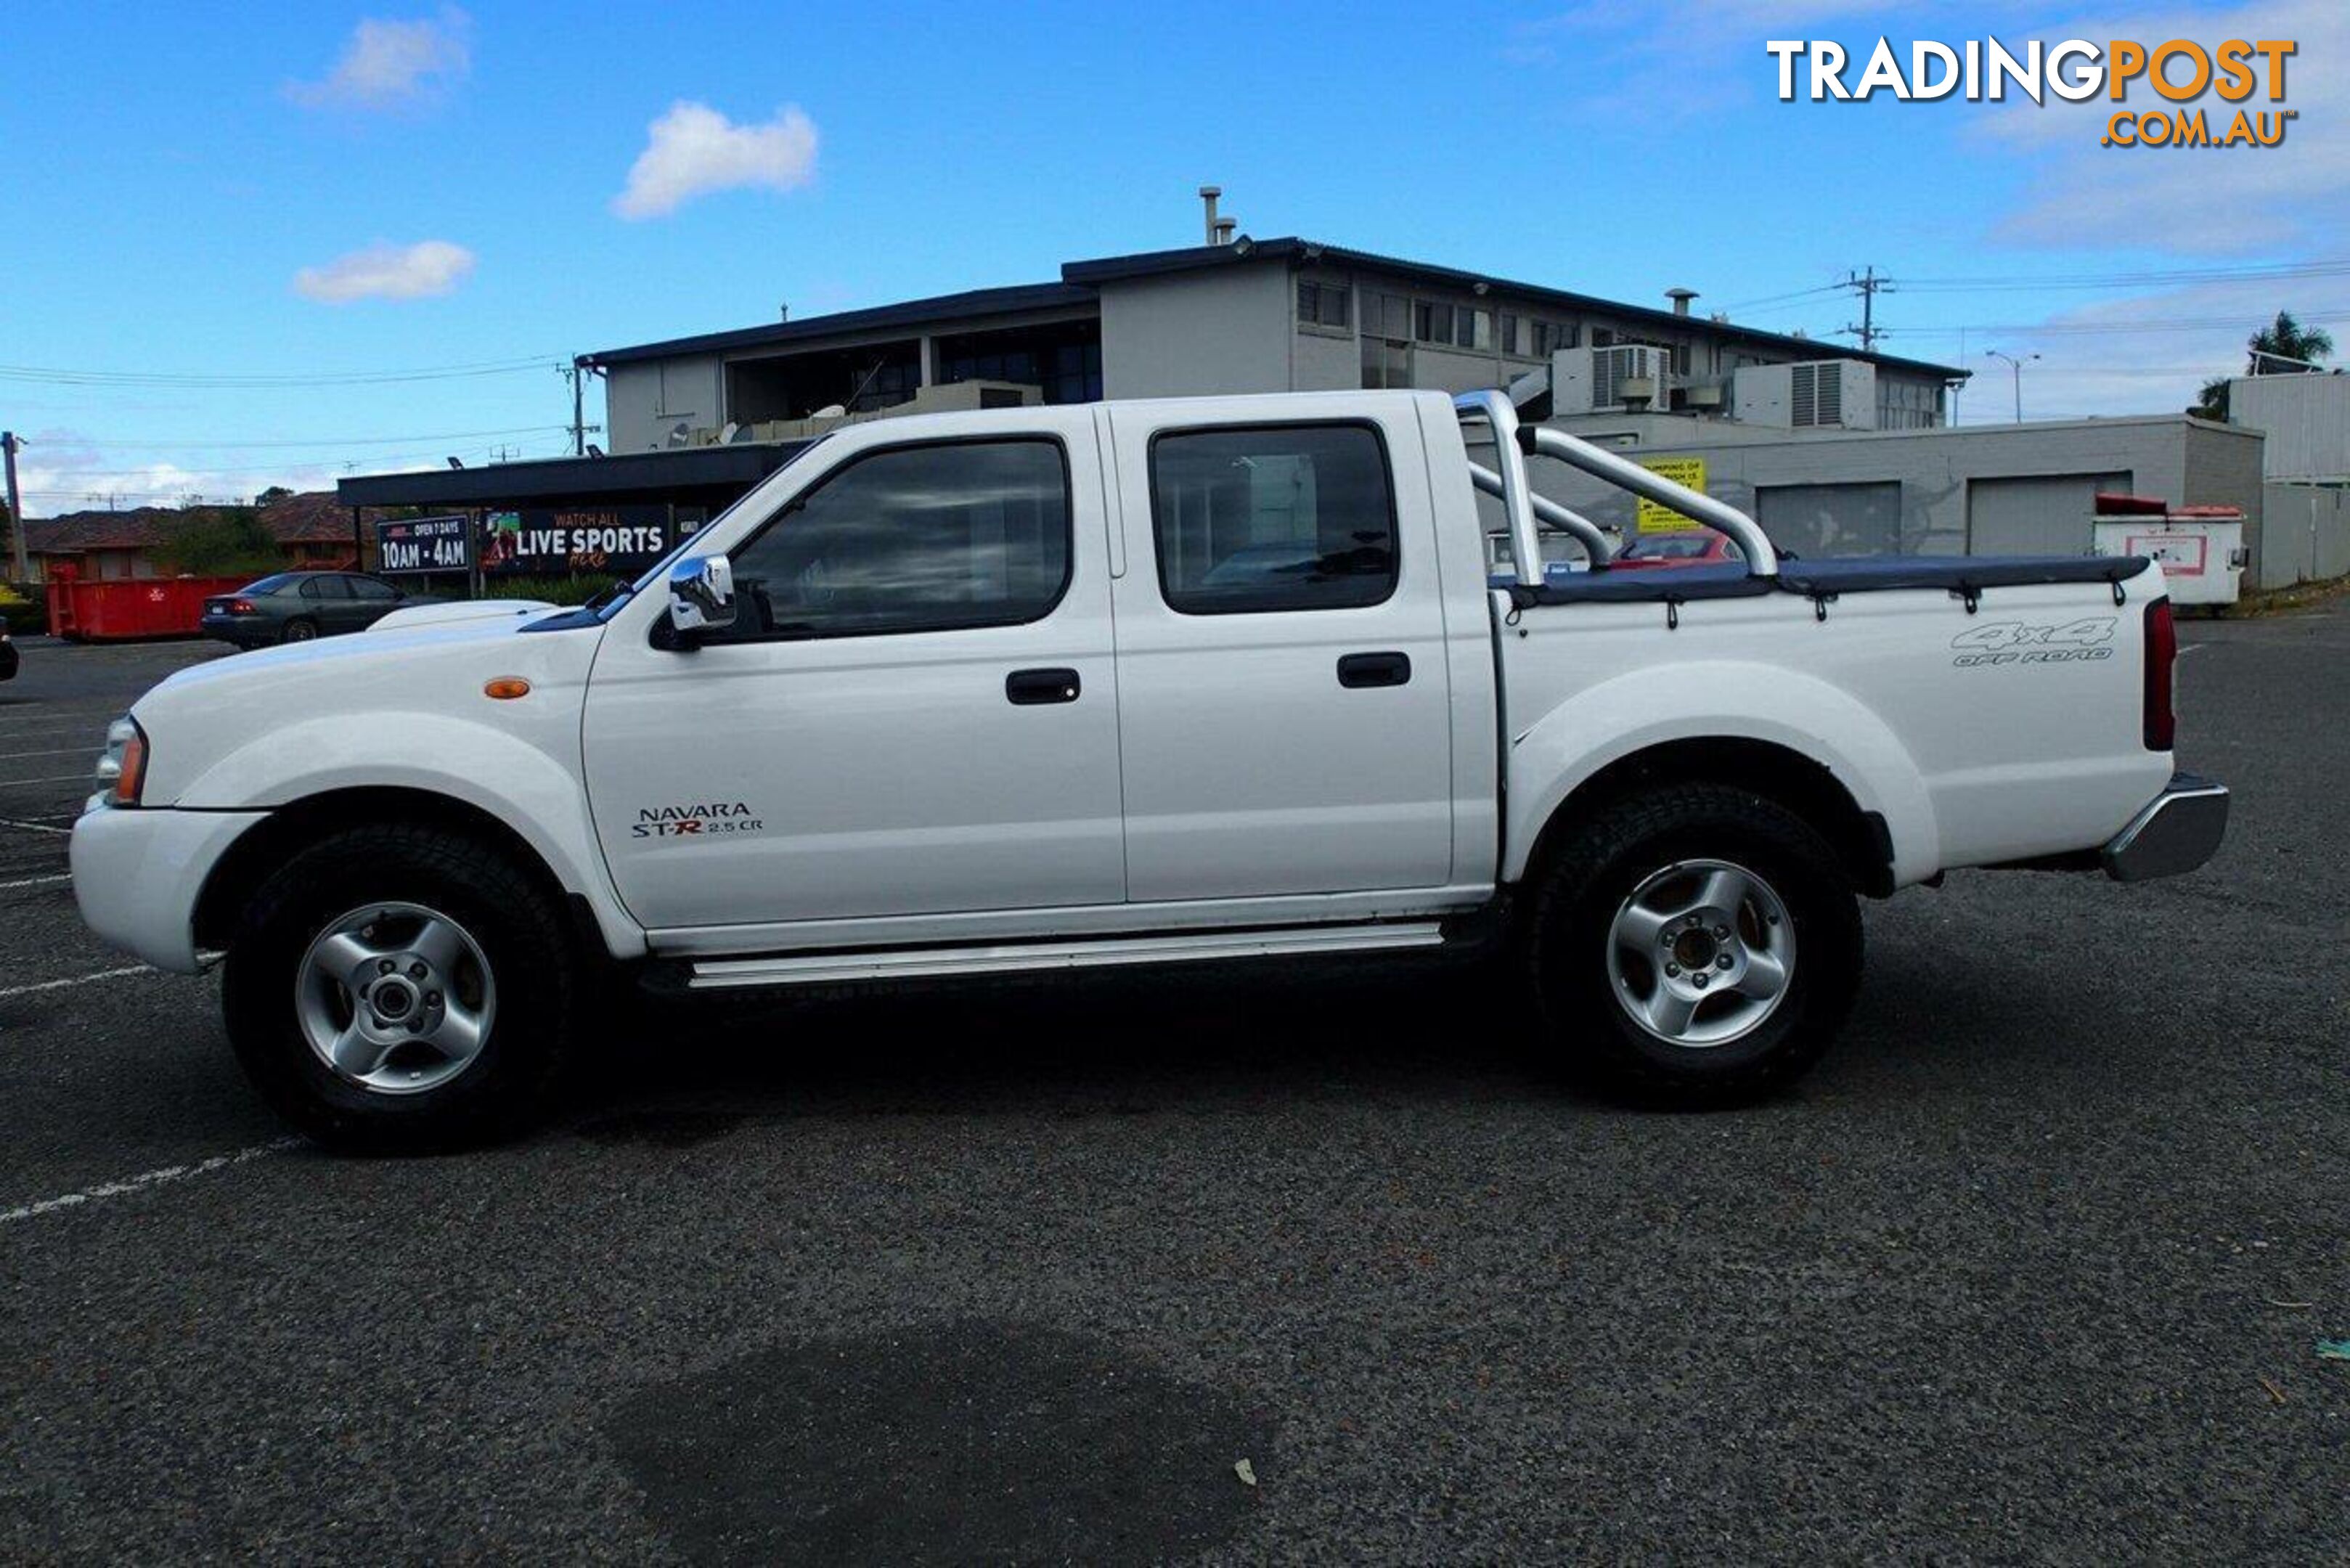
[
  {"left": 558, "top": 362, "right": 603, "bottom": 456},
  {"left": 1985, "top": 349, "right": 2039, "bottom": 422},
  {"left": 2, "top": 432, "right": 25, "bottom": 581},
  {"left": 560, "top": 363, "right": 585, "bottom": 456},
  {"left": 1840, "top": 266, "right": 1892, "bottom": 353}
]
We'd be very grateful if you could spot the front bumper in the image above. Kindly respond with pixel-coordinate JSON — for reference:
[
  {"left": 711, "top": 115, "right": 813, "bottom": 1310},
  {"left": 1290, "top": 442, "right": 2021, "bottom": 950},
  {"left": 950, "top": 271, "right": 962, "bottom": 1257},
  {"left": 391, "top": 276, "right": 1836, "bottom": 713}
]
[
  {"left": 70, "top": 805, "right": 271, "bottom": 971},
  {"left": 2102, "top": 772, "right": 2229, "bottom": 883}
]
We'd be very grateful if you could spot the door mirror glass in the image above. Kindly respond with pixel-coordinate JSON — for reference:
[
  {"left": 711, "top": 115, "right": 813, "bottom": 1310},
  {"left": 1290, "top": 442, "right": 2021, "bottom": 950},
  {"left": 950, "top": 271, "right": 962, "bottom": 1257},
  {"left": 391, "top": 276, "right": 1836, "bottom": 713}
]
[{"left": 667, "top": 555, "right": 737, "bottom": 634}]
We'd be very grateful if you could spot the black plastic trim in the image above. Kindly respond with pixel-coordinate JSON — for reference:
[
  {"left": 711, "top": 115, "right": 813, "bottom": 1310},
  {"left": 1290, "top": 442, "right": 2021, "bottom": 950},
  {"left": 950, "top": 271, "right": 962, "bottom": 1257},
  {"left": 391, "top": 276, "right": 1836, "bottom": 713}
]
[{"left": 1508, "top": 554, "right": 2153, "bottom": 609}]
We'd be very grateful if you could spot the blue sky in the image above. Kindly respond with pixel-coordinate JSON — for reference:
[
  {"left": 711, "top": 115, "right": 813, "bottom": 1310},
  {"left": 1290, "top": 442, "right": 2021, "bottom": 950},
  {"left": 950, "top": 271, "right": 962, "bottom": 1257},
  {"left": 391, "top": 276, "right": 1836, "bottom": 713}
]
[{"left": 2, "top": 0, "right": 2340, "bottom": 511}]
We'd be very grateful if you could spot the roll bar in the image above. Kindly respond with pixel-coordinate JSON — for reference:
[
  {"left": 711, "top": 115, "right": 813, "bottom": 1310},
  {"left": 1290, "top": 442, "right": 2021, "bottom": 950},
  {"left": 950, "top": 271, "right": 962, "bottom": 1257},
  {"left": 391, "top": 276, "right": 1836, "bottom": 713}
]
[
  {"left": 1452, "top": 388, "right": 1780, "bottom": 583},
  {"left": 1521, "top": 425, "right": 1780, "bottom": 579},
  {"left": 1453, "top": 391, "right": 1546, "bottom": 589},
  {"left": 1466, "top": 464, "right": 1612, "bottom": 564}
]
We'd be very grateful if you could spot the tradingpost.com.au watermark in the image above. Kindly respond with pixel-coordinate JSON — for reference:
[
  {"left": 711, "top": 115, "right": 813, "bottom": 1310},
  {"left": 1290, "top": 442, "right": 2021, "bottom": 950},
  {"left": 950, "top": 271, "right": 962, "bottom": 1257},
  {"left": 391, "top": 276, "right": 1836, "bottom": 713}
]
[{"left": 1768, "top": 36, "right": 2298, "bottom": 148}]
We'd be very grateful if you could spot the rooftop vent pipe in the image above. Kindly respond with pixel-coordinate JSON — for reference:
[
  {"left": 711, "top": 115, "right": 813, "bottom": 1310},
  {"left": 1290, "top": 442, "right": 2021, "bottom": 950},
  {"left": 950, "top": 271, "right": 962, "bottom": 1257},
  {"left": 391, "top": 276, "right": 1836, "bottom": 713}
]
[
  {"left": 1665, "top": 287, "right": 1699, "bottom": 317},
  {"left": 1199, "top": 186, "right": 1223, "bottom": 246}
]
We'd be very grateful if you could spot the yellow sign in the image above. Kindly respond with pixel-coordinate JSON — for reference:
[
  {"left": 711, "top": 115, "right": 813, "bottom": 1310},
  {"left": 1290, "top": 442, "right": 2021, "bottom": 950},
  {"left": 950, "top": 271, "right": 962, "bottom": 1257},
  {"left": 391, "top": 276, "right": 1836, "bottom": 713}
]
[{"left": 1636, "top": 457, "right": 1708, "bottom": 533}]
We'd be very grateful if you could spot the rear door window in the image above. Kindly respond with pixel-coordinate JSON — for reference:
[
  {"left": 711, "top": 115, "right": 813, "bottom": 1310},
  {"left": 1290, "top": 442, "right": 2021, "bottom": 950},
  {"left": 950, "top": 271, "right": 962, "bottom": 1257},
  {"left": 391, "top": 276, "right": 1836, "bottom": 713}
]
[{"left": 1147, "top": 424, "right": 1398, "bottom": 614}]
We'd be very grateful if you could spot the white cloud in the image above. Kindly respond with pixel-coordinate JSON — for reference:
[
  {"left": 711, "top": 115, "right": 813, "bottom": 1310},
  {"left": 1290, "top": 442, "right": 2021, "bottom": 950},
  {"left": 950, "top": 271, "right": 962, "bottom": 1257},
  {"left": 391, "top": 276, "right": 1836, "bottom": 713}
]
[
  {"left": 612, "top": 102, "right": 818, "bottom": 220},
  {"left": 1973, "top": 0, "right": 2349, "bottom": 254},
  {"left": 289, "top": 8, "right": 472, "bottom": 111},
  {"left": 12, "top": 433, "right": 331, "bottom": 514},
  {"left": 293, "top": 240, "right": 476, "bottom": 303}
]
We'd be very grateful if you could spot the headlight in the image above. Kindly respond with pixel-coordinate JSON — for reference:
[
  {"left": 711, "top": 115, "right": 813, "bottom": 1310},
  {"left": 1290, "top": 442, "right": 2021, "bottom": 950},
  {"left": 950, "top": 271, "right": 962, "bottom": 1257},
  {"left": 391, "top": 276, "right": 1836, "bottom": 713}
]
[{"left": 94, "top": 716, "right": 147, "bottom": 808}]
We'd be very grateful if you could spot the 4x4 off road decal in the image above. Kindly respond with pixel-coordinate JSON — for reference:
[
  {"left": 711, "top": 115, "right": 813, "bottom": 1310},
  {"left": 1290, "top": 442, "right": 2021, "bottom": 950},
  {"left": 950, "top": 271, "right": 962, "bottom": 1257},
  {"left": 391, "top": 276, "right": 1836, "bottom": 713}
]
[
  {"left": 632, "top": 801, "right": 764, "bottom": 839},
  {"left": 1951, "top": 617, "right": 2117, "bottom": 669}
]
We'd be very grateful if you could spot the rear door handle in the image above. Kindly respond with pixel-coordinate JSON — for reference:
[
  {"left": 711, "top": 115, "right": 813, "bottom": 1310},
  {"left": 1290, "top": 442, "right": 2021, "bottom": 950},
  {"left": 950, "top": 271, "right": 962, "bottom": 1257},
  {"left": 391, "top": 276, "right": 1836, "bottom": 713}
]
[
  {"left": 1337, "top": 651, "right": 1411, "bottom": 689},
  {"left": 1006, "top": 667, "right": 1082, "bottom": 705}
]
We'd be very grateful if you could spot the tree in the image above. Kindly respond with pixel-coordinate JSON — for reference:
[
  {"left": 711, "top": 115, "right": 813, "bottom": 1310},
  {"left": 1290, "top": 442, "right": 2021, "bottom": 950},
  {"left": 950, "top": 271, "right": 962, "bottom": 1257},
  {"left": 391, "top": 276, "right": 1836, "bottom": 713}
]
[
  {"left": 2247, "top": 310, "right": 2333, "bottom": 374},
  {"left": 157, "top": 507, "right": 280, "bottom": 576},
  {"left": 2189, "top": 376, "right": 2231, "bottom": 420},
  {"left": 254, "top": 485, "right": 295, "bottom": 507}
]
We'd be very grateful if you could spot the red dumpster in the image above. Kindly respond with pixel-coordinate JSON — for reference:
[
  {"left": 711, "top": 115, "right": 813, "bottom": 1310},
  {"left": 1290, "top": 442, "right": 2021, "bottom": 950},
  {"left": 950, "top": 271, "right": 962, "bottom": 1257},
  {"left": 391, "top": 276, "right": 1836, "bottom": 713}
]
[{"left": 46, "top": 565, "right": 256, "bottom": 642}]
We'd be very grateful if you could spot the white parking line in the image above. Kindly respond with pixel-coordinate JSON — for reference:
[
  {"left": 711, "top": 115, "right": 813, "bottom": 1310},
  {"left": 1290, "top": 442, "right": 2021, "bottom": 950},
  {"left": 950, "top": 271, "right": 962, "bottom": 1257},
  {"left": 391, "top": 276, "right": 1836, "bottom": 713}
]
[
  {"left": 0, "top": 1138, "right": 302, "bottom": 1225},
  {"left": 0, "top": 746, "right": 99, "bottom": 760},
  {"left": 0, "top": 817, "right": 71, "bottom": 835},
  {"left": 0, "top": 873, "right": 72, "bottom": 891},
  {"left": 0, "top": 774, "right": 100, "bottom": 787},
  {"left": 0, "top": 965, "right": 150, "bottom": 1000}
]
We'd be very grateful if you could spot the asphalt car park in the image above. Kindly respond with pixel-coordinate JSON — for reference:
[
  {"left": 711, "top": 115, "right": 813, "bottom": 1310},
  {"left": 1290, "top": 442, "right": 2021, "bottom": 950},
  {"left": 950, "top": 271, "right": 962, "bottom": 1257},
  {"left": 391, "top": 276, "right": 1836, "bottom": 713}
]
[{"left": 1, "top": 605, "right": 2345, "bottom": 1564}]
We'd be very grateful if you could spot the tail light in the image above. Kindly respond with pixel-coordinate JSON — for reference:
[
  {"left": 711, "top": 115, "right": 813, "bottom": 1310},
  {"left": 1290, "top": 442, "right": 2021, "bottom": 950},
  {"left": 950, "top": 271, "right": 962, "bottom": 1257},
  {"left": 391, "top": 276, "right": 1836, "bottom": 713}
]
[
  {"left": 2143, "top": 597, "right": 2176, "bottom": 751},
  {"left": 228, "top": 597, "right": 256, "bottom": 615}
]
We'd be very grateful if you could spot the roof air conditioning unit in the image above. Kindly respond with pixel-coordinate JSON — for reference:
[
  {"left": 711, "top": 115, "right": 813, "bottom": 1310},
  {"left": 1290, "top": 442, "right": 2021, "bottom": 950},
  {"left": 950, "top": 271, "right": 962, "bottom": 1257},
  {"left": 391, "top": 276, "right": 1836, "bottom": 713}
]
[
  {"left": 1733, "top": 359, "right": 1877, "bottom": 430},
  {"left": 1594, "top": 344, "right": 1673, "bottom": 411}
]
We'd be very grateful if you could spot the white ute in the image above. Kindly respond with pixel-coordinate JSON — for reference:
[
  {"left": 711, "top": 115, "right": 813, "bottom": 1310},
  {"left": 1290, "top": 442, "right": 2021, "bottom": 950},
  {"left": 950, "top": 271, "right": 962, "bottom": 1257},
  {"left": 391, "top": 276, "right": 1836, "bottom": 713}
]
[{"left": 72, "top": 391, "right": 2227, "bottom": 1149}]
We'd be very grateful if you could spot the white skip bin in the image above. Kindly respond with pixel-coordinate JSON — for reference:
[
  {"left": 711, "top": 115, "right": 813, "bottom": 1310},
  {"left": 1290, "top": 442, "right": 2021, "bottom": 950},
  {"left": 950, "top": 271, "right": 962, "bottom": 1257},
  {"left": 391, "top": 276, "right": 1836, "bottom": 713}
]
[{"left": 2092, "top": 497, "right": 2246, "bottom": 608}]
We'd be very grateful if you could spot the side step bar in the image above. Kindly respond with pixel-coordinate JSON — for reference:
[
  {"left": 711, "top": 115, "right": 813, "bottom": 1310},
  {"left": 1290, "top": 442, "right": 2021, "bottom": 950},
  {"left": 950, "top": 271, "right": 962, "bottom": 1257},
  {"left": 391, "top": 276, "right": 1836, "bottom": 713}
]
[{"left": 685, "top": 922, "right": 1447, "bottom": 991}]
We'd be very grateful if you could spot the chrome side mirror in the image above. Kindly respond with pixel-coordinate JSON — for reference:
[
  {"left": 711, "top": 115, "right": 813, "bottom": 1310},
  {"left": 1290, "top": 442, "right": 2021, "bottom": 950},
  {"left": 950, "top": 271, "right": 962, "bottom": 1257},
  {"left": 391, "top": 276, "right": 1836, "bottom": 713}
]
[{"left": 667, "top": 555, "right": 736, "bottom": 634}]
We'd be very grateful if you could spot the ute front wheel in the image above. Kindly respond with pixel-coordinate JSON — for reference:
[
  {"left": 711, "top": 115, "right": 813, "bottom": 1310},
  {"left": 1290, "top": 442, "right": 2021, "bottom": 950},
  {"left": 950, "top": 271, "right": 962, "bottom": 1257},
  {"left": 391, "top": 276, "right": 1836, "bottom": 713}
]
[{"left": 223, "top": 825, "right": 578, "bottom": 1151}]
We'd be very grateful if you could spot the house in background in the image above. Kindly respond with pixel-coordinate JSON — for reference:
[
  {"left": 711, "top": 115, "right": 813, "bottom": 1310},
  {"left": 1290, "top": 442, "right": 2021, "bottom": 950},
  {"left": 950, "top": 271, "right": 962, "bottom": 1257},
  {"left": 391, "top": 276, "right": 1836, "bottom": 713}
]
[{"left": 20, "top": 492, "right": 364, "bottom": 583}]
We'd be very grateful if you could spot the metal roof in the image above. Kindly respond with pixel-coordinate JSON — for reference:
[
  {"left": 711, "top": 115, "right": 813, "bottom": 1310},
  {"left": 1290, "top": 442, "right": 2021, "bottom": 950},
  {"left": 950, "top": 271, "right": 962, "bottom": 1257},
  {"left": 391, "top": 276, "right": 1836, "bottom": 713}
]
[
  {"left": 578, "top": 282, "right": 1095, "bottom": 367},
  {"left": 1061, "top": 238, "right": 1968, "bottom": 381},
  {"left": 335, "top": 442, "right": 815, "bottom": 510}
]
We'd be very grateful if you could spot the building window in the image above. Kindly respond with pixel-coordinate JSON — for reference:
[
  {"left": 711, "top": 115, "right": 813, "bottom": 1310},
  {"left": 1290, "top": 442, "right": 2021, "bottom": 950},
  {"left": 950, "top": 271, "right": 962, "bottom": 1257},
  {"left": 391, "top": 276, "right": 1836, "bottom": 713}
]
[
  {"left": 1413, "top": 301, "right": 1496, "bottom": 351},
  {"left": 1297, "top": 279, "right": 1351, "bottom": 330},
  {"left": 1530, "top": 320, "right": 1580, "bottom": 356},
  {"left": 1149, "top": 423, "right": 1398, "bottom": 615},
  {"left": 718, "top": 439, "right": 1072, "bottom": 641},
  {"left": 1360, "top": 335, "right": 1411, "bottom": 389},
  {"left": 1500, "top": 314, "right": 1520, "bottom": 356}
]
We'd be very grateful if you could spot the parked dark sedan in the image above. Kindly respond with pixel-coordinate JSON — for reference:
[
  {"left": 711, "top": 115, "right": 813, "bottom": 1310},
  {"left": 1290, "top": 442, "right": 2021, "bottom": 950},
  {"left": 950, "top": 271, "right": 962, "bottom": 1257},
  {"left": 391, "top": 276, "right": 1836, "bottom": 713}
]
[{"left": 200, "top": 572, "right": 432, "bottom": 648}]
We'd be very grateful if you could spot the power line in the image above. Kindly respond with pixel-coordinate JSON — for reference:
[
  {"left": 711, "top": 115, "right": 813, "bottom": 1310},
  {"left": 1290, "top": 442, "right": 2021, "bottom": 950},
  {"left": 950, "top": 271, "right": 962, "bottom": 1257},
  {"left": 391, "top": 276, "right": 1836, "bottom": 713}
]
[
  {"left": 0, "top": 354, "right": 566, "bottom": 389},
  {"left": 1895, "top": 258, "right": 2350, "bottom": 294},
  {"left": 25, "top": 423, "right": 573, "bottom": 452}
]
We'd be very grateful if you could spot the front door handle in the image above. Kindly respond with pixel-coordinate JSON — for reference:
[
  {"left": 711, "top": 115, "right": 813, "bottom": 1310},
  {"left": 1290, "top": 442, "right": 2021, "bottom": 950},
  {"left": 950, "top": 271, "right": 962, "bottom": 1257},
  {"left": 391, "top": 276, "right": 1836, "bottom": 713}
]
[
  {"left": 1006, "top": 667, "right": 1082, "bottom": 705},
  {"left": 1337, "top": 651, "right": 1411, "bottom": 689}
]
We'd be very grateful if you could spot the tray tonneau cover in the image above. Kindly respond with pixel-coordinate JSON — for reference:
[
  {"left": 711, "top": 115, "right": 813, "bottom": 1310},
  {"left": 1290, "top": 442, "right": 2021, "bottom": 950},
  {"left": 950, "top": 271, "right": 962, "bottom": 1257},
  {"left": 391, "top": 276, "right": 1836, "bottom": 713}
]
[{"left": 1507, "top": 554, "right": 2152, "bottom": 608}]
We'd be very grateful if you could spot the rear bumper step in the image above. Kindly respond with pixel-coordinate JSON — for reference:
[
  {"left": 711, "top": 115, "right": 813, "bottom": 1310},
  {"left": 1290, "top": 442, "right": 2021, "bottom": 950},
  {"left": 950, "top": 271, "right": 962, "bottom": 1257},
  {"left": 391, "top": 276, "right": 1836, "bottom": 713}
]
[
  {"left": 2102, "top": 772, "right": 2229, "bottom": 883},
  {"left": 682, "top": 921, "right": 1446, "bottom": 991}
]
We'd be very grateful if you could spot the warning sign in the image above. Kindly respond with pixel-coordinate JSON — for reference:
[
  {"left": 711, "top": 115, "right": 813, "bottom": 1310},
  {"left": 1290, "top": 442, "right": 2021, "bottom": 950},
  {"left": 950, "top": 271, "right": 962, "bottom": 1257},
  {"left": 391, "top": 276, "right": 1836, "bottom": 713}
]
[{"left": 1635, "top": 457, "right": 1708, "bottom": 533}]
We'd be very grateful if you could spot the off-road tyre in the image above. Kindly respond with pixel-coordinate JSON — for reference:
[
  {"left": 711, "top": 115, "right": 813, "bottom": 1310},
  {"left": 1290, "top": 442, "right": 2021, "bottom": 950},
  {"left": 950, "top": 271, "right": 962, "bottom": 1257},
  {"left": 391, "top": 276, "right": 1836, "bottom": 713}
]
[
  {"left": 1522, "top": 783, "right": 1863, "bottom": 1104},
  {"left": 222, "top": 824, "right": 579, "bottom": 1152}
]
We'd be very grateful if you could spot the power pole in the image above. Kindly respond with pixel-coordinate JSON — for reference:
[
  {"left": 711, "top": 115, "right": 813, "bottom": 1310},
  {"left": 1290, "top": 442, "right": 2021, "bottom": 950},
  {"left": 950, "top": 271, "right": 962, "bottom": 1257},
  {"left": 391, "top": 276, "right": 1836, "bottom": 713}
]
[
  {"left": 2, "top": 432, "right": 25, "bottom": 581},
  {"left": 1840, "top": 266, "right": 1892, "bottom": 353}
]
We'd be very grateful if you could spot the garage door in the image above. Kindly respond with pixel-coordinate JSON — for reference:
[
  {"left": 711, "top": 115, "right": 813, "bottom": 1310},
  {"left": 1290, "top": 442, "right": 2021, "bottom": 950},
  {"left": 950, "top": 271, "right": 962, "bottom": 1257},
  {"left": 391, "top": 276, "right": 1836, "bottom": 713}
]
[
  {"left": 1756, "top": 481, "right": 1904, "bottom": 557},
  {"left": 1966, "top": 472, "right": 2128, "bottom": 556}
]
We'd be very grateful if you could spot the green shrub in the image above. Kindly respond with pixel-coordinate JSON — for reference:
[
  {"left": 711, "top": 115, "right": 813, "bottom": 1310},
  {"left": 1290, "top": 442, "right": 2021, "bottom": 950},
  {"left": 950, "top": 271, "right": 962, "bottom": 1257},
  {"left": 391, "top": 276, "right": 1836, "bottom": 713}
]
[
  {"left": 489, "top": 574, "right": 625, "bottom": 607},
  {"left": 0, "top": 581, "right": 41, "bottom": 635}
]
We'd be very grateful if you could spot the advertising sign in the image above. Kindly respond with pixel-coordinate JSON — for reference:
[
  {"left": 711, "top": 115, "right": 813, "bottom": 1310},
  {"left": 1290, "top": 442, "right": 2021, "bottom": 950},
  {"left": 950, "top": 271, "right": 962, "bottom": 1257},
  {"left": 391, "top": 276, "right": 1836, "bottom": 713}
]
[
  {"left": 480, "top": 506, "right": 675, "bottom": 578},
  {"left": 374, "top": 514, "right": 472, "bottom": 574},
  {"left": 1635, "top": 457, "right": 1709, "bottom": 533}
]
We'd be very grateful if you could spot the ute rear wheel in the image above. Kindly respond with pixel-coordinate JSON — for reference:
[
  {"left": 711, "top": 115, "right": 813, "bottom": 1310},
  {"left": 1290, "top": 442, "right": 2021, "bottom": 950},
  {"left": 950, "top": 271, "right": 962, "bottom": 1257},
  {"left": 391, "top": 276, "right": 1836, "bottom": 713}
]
[
  {"left": 1522, "top": 784, "right": 1862, "bottom": 1103},
  {"left": 223, "top": 825, "right": 578, "bottom": 1151}
]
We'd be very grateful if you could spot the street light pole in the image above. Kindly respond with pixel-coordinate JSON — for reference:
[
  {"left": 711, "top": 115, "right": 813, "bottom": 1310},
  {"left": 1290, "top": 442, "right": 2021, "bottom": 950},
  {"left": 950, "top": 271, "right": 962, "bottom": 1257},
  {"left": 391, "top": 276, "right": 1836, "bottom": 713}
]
[{"left": 1985, "top": 349, "right": 2039, "bottom": 423}]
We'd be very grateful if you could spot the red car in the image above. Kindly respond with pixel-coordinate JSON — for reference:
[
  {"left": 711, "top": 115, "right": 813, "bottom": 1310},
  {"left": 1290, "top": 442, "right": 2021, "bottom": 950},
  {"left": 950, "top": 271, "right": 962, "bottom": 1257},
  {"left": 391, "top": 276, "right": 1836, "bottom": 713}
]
[{"left": 1610, "top": 531, "right": 1747, "bottom": 570}]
